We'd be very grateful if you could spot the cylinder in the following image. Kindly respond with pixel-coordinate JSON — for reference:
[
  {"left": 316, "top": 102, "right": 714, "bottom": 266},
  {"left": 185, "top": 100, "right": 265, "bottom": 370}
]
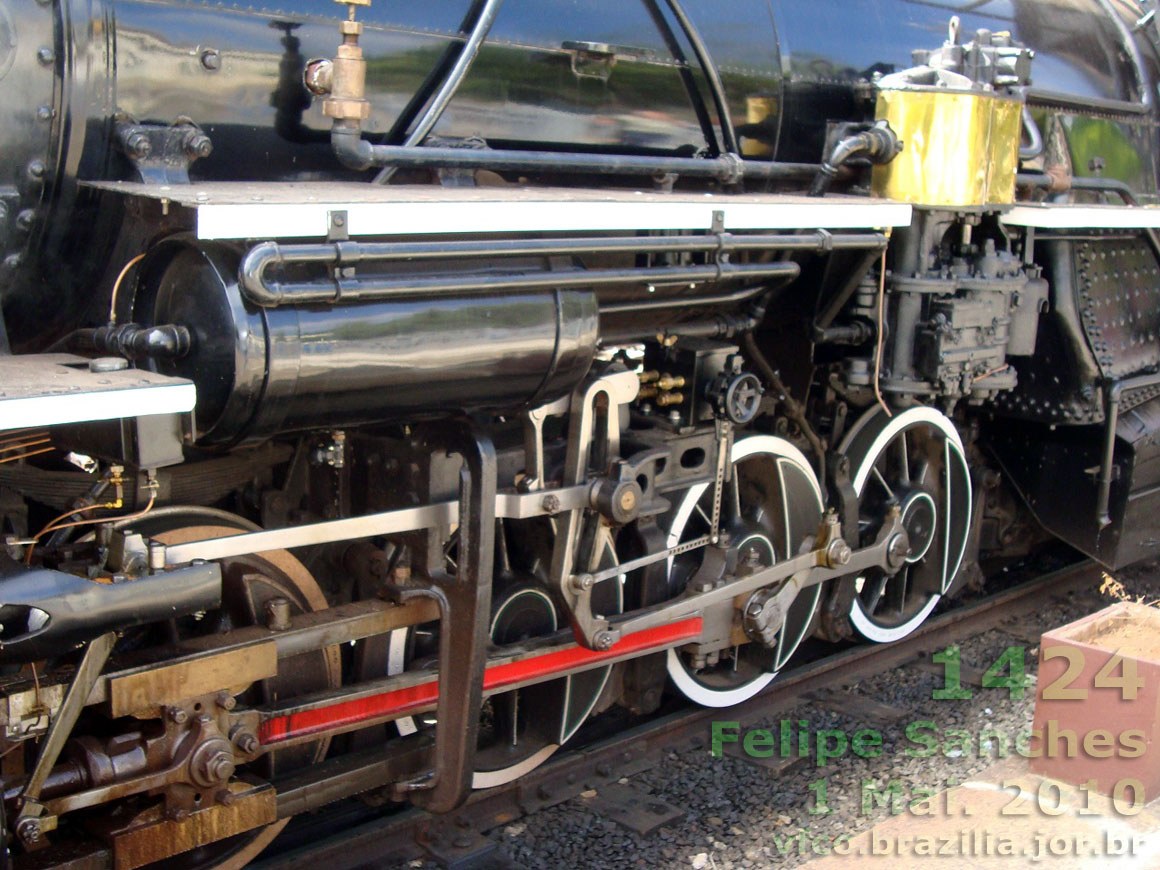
[{"left": 139, "top": 243, "right": 599, "bottom": 444}]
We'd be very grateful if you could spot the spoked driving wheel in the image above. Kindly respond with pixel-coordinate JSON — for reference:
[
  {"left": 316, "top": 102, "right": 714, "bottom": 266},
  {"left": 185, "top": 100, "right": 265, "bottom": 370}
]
[
  {"left": 665, "top": 435, "right": 825, "bottom": 707},
  {"left": 838, "top": 406, "right": 972, "bottom": 643},
  {"left": 389, "top": 517, "right": 622, "bottom": 789}
]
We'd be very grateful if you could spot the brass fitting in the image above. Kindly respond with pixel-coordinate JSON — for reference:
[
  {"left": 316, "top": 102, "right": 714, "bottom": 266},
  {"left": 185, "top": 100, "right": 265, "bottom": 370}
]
[
  {"left": 656, "top": 374, "right": 685, "bottom": 391},
  {"left": 304, "top": 59, "right": 334, "bottom": 95},
  {"left": 638, "top": 370, "right": 660, "bottom": 384},
  {"left": 656, "top": 391, "right": 684, "bottom": 407},
  {"left": 322, "top": 18, "right": 370, "bottom": 121}
]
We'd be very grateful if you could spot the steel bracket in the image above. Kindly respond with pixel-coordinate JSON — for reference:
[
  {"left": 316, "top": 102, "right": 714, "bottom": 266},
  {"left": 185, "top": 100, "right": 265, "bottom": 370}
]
[{"left": 390, "top": 422, "right": 496, "bottom": 813}]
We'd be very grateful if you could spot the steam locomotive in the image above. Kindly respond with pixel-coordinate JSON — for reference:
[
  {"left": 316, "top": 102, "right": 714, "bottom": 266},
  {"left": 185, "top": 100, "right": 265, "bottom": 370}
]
[{"left": 0, "top": 0, "right": 1157, "bottom": 865}]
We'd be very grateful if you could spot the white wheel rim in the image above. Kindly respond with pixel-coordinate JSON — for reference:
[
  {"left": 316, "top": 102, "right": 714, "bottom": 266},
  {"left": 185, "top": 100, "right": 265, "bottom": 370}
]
[
  {"left": 664, "top": 434, "right": 824, "bottom": 706},
  {"left": 839, "top": 406, "right": 972, "bottom": 642}
]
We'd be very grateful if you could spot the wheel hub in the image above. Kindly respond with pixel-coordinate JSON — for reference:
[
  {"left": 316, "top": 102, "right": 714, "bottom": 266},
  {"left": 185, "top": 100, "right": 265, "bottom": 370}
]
[
  {"left": 899, "top": 489, "right": 937, "bottom": 563},
  {"left": 490, "top": 585, "right": 557, "bottom": 642}
]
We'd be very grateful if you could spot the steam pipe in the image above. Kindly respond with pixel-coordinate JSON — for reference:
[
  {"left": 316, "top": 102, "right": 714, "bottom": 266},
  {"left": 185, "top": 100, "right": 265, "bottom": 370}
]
[
  {"left": 600, "top": 311, "right": 757, "bottom": 344},
  {"left": 641, "top": 0, "right": 722, "bottom": 157},
  {"left": 240, "top": 233, "right": 887, "bottom": 306},
  {"left": 1017, "top": 172, "right": 1160, "bottom": 261},
  {"left": 599, "top": 280, "right": 792, "bottom": 314},
  {"left": 1094, "top": 0, "right": 1153, "bottom": 108},
  {"left": 1095, "top": 370, "right": 1160, "bottom": 528},
  {"left": 321, "top": 11, "right": 812, "bottom": 183},
  {"left": 807, "top": 122, "right": 902, "bottom": 197},
  {"left": 1097, "top": 380, "right": 1122, "bottom": 529},
  {"left": 240, "top": 251, "right": 801, "bottom": 307},
  {"left": 373, "top": 0, "right": 504, "bottom": 184},
  {"left": 242, "top": 231, "right": 884, "bottom": 269},
  {"left": 331, "top": 122, "right": 817, "bottom": 183},
  {"left": 1019, "top": 106, "right": 1044, "bottom": 161},
  {"left": 662, "top": 0, "right": 740, "bottom": 158},
  {"left": 1017, "top": 171, "right": 1143, "bottom": 204}
]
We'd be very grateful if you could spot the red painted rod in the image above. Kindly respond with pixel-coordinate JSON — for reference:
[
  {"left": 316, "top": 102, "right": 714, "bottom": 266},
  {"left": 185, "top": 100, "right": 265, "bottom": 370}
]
[{"left": 259, "top": 617, "right": 703, "bottom": 744}]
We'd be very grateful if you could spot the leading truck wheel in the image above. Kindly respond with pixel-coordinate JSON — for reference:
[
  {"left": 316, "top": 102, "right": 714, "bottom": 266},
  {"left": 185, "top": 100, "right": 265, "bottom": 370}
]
[
  {"left": 664, "top": 435, "right": 825, "bottom": 707},
  {"left": 114, "top": 516, "right": 340, "bottom": 870},
  {"left": 838, "top": 406, "right": 972, "bottom": 643}
]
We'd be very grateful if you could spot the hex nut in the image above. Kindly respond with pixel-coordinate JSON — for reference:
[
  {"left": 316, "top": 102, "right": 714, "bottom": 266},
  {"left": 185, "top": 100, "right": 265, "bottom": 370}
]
[{"left": 17, "top": 818, "right": 41, "bottom": 844}]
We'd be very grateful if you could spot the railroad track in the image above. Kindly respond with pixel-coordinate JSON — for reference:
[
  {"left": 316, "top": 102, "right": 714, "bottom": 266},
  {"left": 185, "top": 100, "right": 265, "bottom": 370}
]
[{"left": 252, "top": 558, "right": 1102, "bottom": 870}]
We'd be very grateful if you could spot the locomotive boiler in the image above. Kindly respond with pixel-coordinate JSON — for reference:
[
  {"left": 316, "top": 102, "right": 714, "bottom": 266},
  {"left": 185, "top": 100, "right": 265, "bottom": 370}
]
[{"left": 0, "top": 0, "right": 1157, "bottom": 866}]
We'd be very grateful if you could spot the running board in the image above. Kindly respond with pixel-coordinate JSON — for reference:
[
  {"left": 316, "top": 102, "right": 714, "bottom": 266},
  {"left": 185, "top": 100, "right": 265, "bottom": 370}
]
[{"left": 86, "top": 181, "right": 914, "bottom": 240}]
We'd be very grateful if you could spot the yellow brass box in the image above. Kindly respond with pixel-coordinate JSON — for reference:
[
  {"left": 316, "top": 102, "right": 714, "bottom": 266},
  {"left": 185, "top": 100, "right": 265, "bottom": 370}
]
[
  {"left": 871, "top": 87, "right": 1022, "bottom": 207},
  {"left": 742, "top": 96, "right": 777, "bottom": 158}
]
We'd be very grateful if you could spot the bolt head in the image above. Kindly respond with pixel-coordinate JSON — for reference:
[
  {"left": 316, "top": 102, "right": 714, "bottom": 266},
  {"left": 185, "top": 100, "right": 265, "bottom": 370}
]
[
  {"left": 886, "top": 533, "right": 910, "bottom": 568},
  {"left": 216, "top": 691, "right": 236, "bottom": 711},
  {"left": 208, "top": 754, "right": 235, "bottom": 782},
  {"left": 828, "top": 539, "right": 852, "bottom": 567},
  {"left": 168, "top": 706, "right": 189, "bottom": 725},
  {"left": 126, "top": 133, "right": 152, "bottom": 159},
  {"left": 17, "top": 818, "right": 41, "bottom": 843}
]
